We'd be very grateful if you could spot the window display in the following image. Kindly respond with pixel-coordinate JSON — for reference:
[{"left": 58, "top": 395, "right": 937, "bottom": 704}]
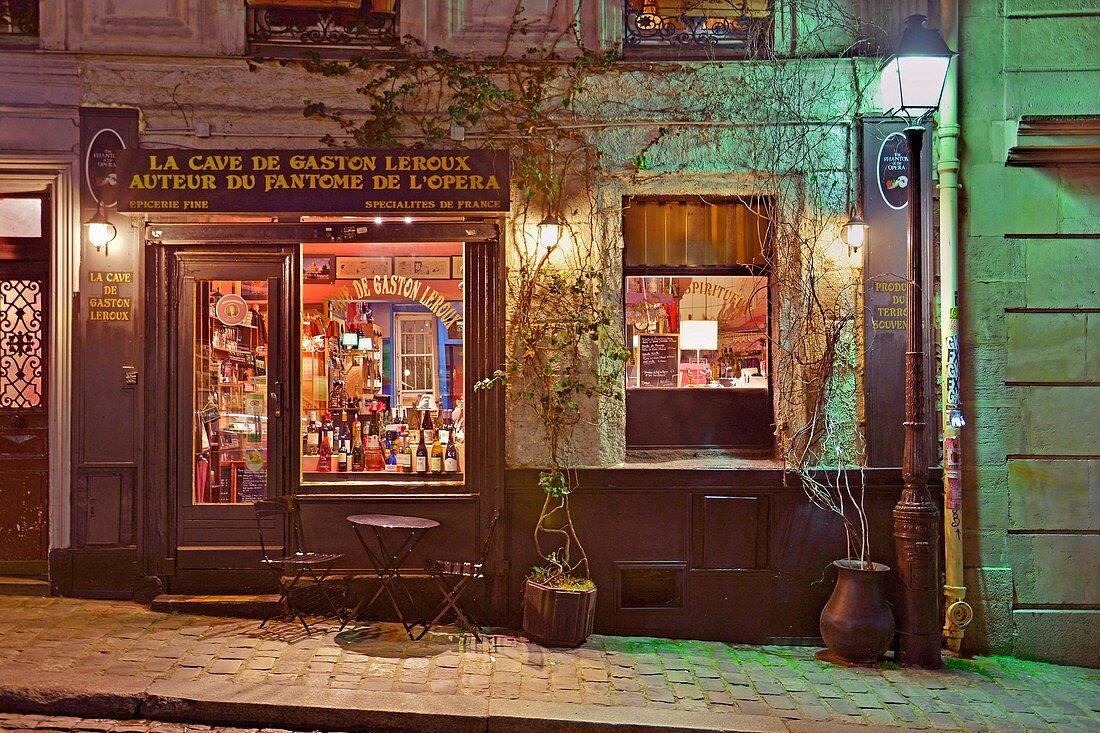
[
  {"left": 193, "top": 279, "right": 270, "bottom": 504},
  {"left": 299, "top": 241, "right": 465, "bottom": 482},
  {"left": 625, "top": 275, "right": 767, "bottom": 390}
]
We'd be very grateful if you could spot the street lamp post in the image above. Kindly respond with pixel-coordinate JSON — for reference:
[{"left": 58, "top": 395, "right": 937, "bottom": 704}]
[{"left": 879, "top": 14, "right": 955, "bottom": 668}]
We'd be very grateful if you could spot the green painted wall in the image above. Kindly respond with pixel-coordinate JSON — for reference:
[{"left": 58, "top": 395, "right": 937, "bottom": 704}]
[{"left": 959, "top": 0, "right": 1100, "bottom": 666}]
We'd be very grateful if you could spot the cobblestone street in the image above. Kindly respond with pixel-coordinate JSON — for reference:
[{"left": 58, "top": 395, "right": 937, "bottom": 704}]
[{"left": 0, "top": 597, "right": 1097, "bottom": 732}]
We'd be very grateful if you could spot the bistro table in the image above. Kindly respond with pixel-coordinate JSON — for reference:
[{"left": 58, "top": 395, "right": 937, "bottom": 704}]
[{"left": 345, "top": 513, "right": 440, "bottom": 639}]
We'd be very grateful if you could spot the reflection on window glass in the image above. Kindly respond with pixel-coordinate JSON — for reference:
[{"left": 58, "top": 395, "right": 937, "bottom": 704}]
[
  {"left": 194, "top": 280, "right": 269, "bottom": 504},
  {"left": 625, "top": 275, "right": 767, "bottom": 389},
  {"left": 300, "top": 245, "right": 465, "bottom": 481}
]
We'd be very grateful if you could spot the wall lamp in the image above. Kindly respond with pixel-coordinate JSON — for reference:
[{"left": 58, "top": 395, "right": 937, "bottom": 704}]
[
  {"left": 85, "top": 202, "right": 117, "bottom": 253},
  {"left": 537, "top": 211, "right": 563, "bottom": 250},
  {"left": 842, "top": 211, "right": 868, "bottom": 252}
]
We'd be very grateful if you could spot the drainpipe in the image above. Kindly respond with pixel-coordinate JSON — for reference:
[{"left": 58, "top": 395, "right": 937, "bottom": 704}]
[{"left": 938, "top": 0, "right": 973, "bottom": 653}]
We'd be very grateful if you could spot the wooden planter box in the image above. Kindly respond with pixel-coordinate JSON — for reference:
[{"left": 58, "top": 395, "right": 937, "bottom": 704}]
[{"left": 522, "top": 579, "right": 597, "bottom": 648}]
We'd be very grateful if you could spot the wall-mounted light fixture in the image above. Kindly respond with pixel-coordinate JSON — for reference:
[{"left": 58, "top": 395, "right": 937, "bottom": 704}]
[
  {"left": 85, "top": 202, "right": 117, "bottom": 253},
  {"left": 537, "top": 211, "right": 563, "bottom": 250},
  {"left": 842, "top": 211, "right": 868, "bottom": 252}
]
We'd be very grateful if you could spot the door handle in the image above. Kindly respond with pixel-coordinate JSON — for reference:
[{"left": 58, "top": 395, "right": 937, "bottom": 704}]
[{"left": 269, "top": 384, "right": 282, "bottom": 418}]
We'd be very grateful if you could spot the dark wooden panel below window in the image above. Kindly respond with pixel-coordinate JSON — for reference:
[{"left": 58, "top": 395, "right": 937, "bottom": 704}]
[{"left": 626, "top": 388, "right": 773, "bottom": 451}]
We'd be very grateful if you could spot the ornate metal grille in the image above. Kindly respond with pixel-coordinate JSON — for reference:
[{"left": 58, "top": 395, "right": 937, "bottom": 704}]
[
  {"left": 0, "top": 279, "right": 43, "bottom": 409},
  {"left": 0, "top": 0, "right": 39, "bottom": 42},
  {"left": 624, "top": 0, "right": 772, "bottom": 58},
  {"left": 248, "top": 0, "right": 399, "bottom": 54}
]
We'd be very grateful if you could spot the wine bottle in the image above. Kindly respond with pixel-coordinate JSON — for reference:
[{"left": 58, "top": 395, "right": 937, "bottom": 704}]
[
  {"left": 351, "top": 420, "right": 365, "bottom": 471},
  {"left": 421, "top": 407, "right": 435, "bottom": 444},
  {"left": 385, "top": 441, "right": 398, "bottom": 472},
  {"left": 444, "top": 439, "right": 459, "bottom": 473},
  {"left": 430, "top": 432, "right": 443, "bottom": 473},
  {"left": 336, "top": 426, "right": 349, "bottom": 472},
  {"left": 306, "top": 411, "right": 320, "bottom": 456},
  {"left": 415, "top": 430, "right": 429, "bottom": 473},
  {"left": 397, "top": 435, "right": 411, "bottom": 473},
  {"left": 317, "top": 426, "right": 332, "bottom": 472}
]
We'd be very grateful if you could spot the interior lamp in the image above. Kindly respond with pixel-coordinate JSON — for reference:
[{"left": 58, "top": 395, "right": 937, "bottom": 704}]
[
  {"left": 680, "top": 319, "right": 718, "bottom": 362},
  {"left": 879, "top": 15, "right": 955, "bottom": 122},
  {"left": 357, "top": 336, "right": 373, "bottom": 352},
  {"left": 340, "top": 331, "right": 359, "bottom": 348},
  {"left": 537, "top": 211, "right": 563, "bottom": 249},
  {"left": 85, "top": 203, "right": 117, "bottom": 253}
]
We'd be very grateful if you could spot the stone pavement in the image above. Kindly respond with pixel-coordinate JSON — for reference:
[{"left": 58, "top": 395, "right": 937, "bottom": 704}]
[{"left": 0, "top": 597, "right": 1097, "bottom": 732}]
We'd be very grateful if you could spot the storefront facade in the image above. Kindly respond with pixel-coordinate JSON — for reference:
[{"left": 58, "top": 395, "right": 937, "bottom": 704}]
[{"left": 2, "top": 1, "right": 949, "bottom": 646}]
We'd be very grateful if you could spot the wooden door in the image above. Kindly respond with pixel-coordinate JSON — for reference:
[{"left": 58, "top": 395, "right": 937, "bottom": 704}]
[
  {"left": 0, "top": 190, "right": 50, "bottom": 573},
  {"left": 170, "top": 250, "right": 291, "bottom": 575}
]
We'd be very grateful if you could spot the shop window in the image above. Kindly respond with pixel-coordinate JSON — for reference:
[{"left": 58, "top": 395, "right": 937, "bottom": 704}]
[
  {"left": 623, "top": 197, "right": 773, "bottom": 453},
  {"left": 300, "top": 242, "right": 465, "bottom": 482},
  {"left": 623, "top": 0, "right": 772, "bottom": 60}
]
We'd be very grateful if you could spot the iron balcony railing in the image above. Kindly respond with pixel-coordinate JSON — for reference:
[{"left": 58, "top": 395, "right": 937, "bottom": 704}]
[
  {"left": 0, "top": 0, "right": 38, "bottom": 46},
  {"left": 247, "top": 0, "right": 399, "bottom": 57},
  {"left": 624, "top": 0, "right": 773, "bottom": 59}
]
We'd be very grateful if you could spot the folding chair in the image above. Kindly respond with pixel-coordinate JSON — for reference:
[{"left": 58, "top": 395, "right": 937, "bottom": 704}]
[
  {"left": 255, "top": 495, "right": 346, "bottom": 634},
  {"left": 422, "top": 509, "right": 500, "bottom": 642}
]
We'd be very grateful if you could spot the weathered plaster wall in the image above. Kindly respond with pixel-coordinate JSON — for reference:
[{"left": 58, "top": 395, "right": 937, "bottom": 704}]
[{"left": 959, "top": 0, "right": 1100, "bottom": 667}]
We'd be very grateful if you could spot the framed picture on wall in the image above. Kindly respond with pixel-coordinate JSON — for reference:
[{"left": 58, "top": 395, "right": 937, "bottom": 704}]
[
  {"left": 394, "top": 256, "right": 451, "bottom": 279},
  {"left": 303, "top": 255, "right": 335, "bottom": 283},
  {"left": 336, "top": 256, "right": 392, "bottom": 279},
  {"left": 451, "top": 255, "right": 464, "bottom": 280}
]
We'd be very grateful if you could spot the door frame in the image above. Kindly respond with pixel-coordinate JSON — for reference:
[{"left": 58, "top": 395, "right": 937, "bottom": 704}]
[
  {"left": 0, "top": 158, "right": 79, "bottom": 561},
  {"left": 147, "top": 245, "right": 295, "bottom": 585}
]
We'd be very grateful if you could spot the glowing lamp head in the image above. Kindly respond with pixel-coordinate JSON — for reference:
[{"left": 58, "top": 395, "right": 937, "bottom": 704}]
[
  {"left": 85, "top": 204, "right": 117, "bottom": 252},
  {"left": 843, "top": 214, "right": 868, "bottom": 250},
  {"left": 537, "top": 211, "right": 563, "bottom": 250},
  {"left": 879, "top": 15, "right": 955, "bottom": 120}
]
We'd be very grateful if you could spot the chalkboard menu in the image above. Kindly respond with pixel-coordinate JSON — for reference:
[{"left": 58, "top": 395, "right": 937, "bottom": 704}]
[
  {"left": 638, "top": 333, "right": 680, "bottom": 387},
  {"left": 235, "top": 466, "right": 268, "bottom": 503}
]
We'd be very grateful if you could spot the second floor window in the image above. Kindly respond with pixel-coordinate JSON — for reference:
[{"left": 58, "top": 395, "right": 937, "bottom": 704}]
[
  {"left": 624, "top": 0, "right": 772, "bottom": 59},
  {"left": 247, "top": 0, "right": 399, "bottom": 57}
]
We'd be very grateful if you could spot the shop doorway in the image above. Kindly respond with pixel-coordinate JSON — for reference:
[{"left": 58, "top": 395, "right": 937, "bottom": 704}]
[
  {"left": 168, "top": 249, "right": 292, "bottom": 587},
  {"left": 0, "top": 190, "right": 50, "bottom": 575}
]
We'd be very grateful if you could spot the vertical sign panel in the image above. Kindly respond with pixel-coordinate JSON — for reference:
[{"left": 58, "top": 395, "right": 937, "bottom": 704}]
[
  {"left": 79, "top": 110, "right": 140, "bottom": 464},
  {"left": 862, "top": 118, "right": 935, "bottom": 467}
]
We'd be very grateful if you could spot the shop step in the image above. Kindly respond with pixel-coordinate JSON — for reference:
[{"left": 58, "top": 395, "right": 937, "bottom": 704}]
[
  {"left": 0, "top": 576, "right": 51, "bottom": 596},
  {"left": 150, "top": 593, "right": 283, "bottom": 619}
]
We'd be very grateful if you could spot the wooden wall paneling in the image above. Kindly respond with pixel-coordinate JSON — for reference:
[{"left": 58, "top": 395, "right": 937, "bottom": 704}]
[{"left": 142, "top": 245, "right": 172, "bottom": 578}]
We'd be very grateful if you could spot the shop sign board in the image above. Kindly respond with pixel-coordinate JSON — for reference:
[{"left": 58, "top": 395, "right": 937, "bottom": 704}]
[
  {"left": 116, "top": 149, "right": 511, "bottom": 214},
  {"left": 861, "top": 118, "right": 934, "bottom": 468}
]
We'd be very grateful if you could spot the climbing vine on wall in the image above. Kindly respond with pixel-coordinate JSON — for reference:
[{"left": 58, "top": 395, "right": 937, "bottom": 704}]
[{"left": 285, "top": 0, "right": 896, "bottom": 571}]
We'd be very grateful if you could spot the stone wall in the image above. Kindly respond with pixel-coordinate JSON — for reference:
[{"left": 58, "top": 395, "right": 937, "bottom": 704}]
[{"left": 959, "top": 0, "right": 1100, "bottom": 666}]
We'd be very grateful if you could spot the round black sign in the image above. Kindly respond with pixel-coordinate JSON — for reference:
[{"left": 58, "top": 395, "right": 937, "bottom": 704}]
[
  {"left": 85, "top": 128, "right": 126, "bottom": 207},
  {"left": 877, "top": 131, "right": 909, "bottom": 211}
]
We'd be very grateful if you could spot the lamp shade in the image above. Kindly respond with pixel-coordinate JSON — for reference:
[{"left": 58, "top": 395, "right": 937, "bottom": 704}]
[
  {"left": 843, "top": 214, "right": 868, "bottom": 249},
  {"left": 538, "top": 211, "right": 563, "bottom": 249},
  {"left": 680, "top": 319, "right": 718, "bottom": 351},
  {"left": 85, "top": 203, "right": 117, "bottom": 251},
  {"left": 879, "top": 15, "right": 955, "bottom": 119}
]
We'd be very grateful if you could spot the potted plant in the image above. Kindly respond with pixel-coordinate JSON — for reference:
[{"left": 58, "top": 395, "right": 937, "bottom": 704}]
[
  {"left": 520, "top": 471, "right": 598, "bottom": 647},
  {"left": 801, "top": 468, "right": 894, "bottom": 664},
  {"left": 476, "top": 184, "right": 627, "bottom": 647}
]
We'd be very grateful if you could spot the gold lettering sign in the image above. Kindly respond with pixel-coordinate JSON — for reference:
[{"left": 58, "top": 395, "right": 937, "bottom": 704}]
[
  {"left": 87, "top": 270, "right": 134, "bottom": 322},
  {"left": 117, "top": 149, "right": 511, "bottom": 214}
]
